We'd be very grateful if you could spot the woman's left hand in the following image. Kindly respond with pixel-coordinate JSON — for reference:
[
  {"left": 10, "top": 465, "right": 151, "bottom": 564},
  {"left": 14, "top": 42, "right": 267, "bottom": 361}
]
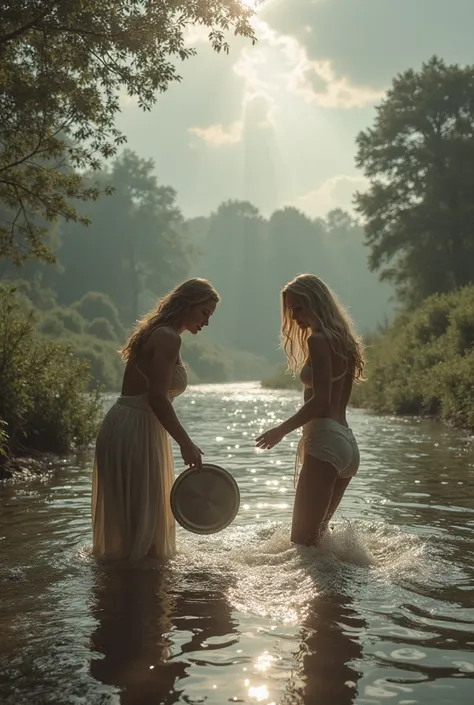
[{"left": 255, "top": 425, "right": 285, "bottom": 450}]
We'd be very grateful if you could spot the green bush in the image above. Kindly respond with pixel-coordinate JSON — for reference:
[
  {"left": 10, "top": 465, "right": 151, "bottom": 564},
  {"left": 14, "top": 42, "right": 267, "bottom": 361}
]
[
  {"left": 351, "top": 286, "right": 474, "bottom": 429},
  {"left": 182, "top": 338, "right": 231, "bottom": 382},
  {"left": 38, "top": 306, "right": 86, "bottom": 336},
  {"left": 38, "top": 316, "right": 123, "bottom": 390},
  {"left": 87, "top": 317, "right": 117, "bottom": 341},
  {"left": 0, "top": 286, "right": 101, "bottom": 455},
  {"left": 261, "top": 364, "right": 300, "bottom": 390},
  {"left": 38, "top": 312, "right": 66, "bottom": 337},
  {"left": 72, "top": 292, "right": 124, "bottom": 339},
  {"left": 1, "top": 276, "right": 58, "bottom": 311},
  {"left": 54, "top": 307, "right": 85, "bottom": 334},
  {"left": 69, "top": 335, "right": 123, "bottom": 390}
]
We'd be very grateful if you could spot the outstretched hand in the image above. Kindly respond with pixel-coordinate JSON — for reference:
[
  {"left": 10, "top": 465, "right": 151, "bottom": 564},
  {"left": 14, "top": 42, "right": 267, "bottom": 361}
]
[{"left": 255, "top": 425, "right": 285, "bottom": 450}]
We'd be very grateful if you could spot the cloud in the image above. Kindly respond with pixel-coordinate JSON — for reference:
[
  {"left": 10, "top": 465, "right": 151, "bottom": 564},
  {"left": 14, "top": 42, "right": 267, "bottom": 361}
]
[
  {"left": 188, "top": 90, "right": 276, "bottom": 147},
  {"left": 286, "top": 57, "right": 384, "bottom": 109},
  {"left": 264, "top": 0, "right": 474, "bottom": 89},
  {"left": 188, "top": 120, "right": 244, "bottom": 146},
  {"left": 292, "top": 174, "right": 369, "bottom": 218},
  {"left": 183, "top": 24, "right": 211, "bottom": 46},
  {"left": 185, "top": 10, "right": 386, "bottom": 153},
  {"left": 234, "top": 19, "right": 382, "bottom": 109}
]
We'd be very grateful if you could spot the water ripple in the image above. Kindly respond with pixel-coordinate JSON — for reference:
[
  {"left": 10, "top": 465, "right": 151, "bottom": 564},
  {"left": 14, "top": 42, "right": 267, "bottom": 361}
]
[{"left": 1, "top": 382, "right": 473, "bottom": 705}]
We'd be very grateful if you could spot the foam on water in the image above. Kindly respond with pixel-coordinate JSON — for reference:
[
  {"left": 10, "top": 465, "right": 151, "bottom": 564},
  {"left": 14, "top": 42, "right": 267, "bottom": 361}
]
[
  {"left": 72, "top": 519, "right": 431, "bottom": 634},
  {"left": 163, "top": 517, "right": 432, "bottom": 624}
]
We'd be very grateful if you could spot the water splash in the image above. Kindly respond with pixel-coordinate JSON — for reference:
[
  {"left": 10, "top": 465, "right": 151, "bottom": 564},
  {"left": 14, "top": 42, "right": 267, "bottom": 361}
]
[{"left": 167, "top": 518, "right": 430, "bottom": 624}]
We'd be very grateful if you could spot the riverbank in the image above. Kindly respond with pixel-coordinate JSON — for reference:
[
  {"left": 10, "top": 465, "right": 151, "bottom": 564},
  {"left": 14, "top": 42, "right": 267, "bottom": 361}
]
[
  {"left": 351, "top": 287, "right": 474, "bottom": 430},
  {"left": 0, "top": 285, "right": 102, "bottom": 478},
  {"left": 0, "top": 453, "right": 72, "bottom": 482},
  {"left": 261, "top": 366, "right": 300, "bottom": 390}
]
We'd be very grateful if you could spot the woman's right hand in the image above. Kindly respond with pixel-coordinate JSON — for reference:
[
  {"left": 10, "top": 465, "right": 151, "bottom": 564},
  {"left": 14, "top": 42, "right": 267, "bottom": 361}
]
[{"left": 180, "top": 439, "right": 204, "bottom": 470}]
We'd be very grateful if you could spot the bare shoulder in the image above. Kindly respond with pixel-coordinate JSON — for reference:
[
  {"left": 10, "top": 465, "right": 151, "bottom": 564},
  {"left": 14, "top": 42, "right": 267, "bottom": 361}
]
[
  {"left": 146, "top": 325, "right": 181, "bottom": 357},
  {"left": 307, "top": 332, "right": 332, "bottom": 382},
  {"left": 307, "top": 332, "right": 330, "bottom": 356}
]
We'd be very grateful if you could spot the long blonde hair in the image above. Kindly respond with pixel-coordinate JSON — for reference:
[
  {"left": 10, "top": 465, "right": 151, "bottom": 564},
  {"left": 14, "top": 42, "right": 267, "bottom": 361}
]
[
  {"left": 281, "top": 274, "right": 365, "bottom": 381},
  {"left": 120, "top": 278, "right": 220, "bottom": 363}
]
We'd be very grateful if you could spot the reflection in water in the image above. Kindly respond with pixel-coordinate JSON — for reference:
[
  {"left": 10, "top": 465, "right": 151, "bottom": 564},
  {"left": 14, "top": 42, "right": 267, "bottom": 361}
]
[
  {"left": 172, "top": 569, "right": 238, "bottom": 658},
  {"left": 298, "top": 592, "right": 364, "bottom": 705},
  {"left": 90, "top": 563, "right": 237, "bottom": 704},
  {"left": 90, "top": 565, "right": 182, "bottom": 703},
  {"left": 1, "top": 383, "right": 474, "bottom": 704}
]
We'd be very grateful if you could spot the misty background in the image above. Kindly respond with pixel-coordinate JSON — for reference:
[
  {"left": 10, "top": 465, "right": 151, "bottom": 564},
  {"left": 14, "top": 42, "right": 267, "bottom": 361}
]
[{"left": 2, "top": 0, "right": 474, "bottom": 396}]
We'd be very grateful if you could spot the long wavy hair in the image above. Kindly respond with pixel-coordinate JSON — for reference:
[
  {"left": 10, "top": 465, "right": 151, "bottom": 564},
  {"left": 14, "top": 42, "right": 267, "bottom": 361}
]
[
  {"left": 281, "top": 273, "right": 365, "bottom": 381},
  {"left": 120, "top": 278, "right": 220, "bottom": 363}
]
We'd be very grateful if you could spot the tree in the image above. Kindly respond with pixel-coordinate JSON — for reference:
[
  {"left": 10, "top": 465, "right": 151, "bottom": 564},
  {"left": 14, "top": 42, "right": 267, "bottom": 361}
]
[
  {"left": 194, "top": 200, "right": 268, "bottom": 355},
  {"left": 53, "top": 150, "right": 192, "bottom": 323},
  {"left": 0, "top": 0, "right": 257, "bottom": 263},
  {"left": 186, "top": 202, "right": 393, "bottom": 361},
  {"left": 71, "top": 292, "right": 124, "bottom": 338},
  {"left": 355, "top": 56, "right": 474, "bottom": 307}
]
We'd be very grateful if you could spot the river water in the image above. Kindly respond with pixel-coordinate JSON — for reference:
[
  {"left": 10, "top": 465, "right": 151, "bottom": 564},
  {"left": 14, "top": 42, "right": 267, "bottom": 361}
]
[{"left": 1, "top": 382, "right": 473, "bottom": 705}]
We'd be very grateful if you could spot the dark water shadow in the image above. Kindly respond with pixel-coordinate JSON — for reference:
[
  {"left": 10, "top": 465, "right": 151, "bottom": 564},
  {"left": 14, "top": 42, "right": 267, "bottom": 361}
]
[
  {"left": 89, "top": 563, "right": 182, "bottom": 704},
  {"left": 297, "top": 592, "right": 364, "bottom": 705},
  {"left": 282, "top": 547, "right": 366, "bottom": 705},
  {"left": 89, "top": 560, "right": 237, "bottom": 704}
]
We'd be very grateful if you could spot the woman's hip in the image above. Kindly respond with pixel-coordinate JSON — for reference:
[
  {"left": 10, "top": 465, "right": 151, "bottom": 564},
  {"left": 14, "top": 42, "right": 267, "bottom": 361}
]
[{"left": 298, "top": 419, "right": 359, "bottom": 478}]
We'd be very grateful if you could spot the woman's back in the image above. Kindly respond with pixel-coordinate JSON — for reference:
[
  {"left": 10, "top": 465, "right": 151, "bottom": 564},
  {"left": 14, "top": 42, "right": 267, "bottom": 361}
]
[
  {"left": 329, "top": 348, "right": 354, "bottom": 426},
  {"left": 300, "top": 345, "right": 353, "bottom": 426},
  {"left": 121, "top": 326, "right": 184, "bottom": 398}
]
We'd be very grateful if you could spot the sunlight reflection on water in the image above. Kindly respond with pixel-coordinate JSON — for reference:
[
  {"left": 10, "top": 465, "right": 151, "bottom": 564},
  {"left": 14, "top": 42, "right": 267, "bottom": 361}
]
[{"left": 1, "top": 382, "right": 474, "bottom": 705}]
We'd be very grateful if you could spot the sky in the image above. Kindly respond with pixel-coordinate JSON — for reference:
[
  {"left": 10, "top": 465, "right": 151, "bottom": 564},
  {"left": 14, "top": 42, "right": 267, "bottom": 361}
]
[{"left": 116, "top": 0, "right": 474, "bottom": 220}]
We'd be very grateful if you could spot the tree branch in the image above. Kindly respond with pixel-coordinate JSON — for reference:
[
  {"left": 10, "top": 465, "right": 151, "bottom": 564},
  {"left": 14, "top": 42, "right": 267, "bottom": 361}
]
[{"left": 0, "top": 2, "right": 60, "bottom": 46}]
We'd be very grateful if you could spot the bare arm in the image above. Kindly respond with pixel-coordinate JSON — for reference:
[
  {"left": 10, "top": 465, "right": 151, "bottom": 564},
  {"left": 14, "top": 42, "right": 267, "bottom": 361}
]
[
  {"left": 146, "top": 328, "right": 191, "bottom": 449},
  {"left": 279, "top": 333, "right": 332, "bottom": 435},
  {"left": 256, "top": 334, "right": 332, "bottom": 450}
]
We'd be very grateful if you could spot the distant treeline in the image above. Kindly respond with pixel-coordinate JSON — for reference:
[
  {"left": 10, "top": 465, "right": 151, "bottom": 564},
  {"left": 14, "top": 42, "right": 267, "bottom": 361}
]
[{"left": 0, "top": 148, "right": 393, "bottom": 387}]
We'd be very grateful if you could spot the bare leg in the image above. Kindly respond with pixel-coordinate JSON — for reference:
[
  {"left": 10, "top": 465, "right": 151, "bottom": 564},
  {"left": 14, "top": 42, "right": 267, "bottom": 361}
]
[
  {"left": 291, "top": 455, "right": 338, "bottom": 546},
  {"left": 321, "top": 442, "right": 360, "bottom": 534},
  {"left": 320, "top": 477, "right": 352, "bottom": 535}
]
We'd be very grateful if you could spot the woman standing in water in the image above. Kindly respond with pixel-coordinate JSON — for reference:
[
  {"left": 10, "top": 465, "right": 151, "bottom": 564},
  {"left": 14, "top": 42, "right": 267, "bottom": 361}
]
[
  {"left": 256, "top": 274, "right": 365, "bottom": 546},
  {"left": 92, "top": 278, "right": 219, "bottom": 561}
]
